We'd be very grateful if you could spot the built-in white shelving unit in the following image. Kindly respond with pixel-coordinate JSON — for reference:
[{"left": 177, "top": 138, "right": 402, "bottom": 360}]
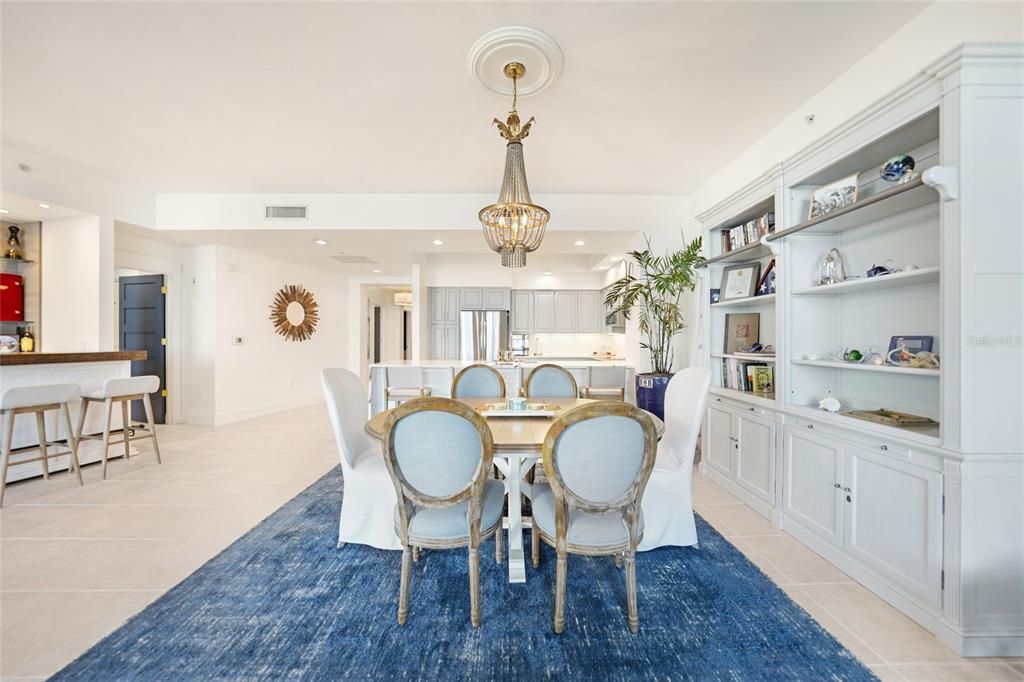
[{"left": 693, "top": 44, "right": 1024, "bottom": 659}]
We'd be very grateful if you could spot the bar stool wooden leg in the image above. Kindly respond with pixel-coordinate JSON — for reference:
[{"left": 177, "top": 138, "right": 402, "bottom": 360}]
[
  {"left": 142, "top": 393, "right": 162, "bottom": 464},
  {"left": 100, "top": 398, "right": 114, "bottom": 480},
  {"left": 0, "top": 410, "right": 14, "bottom": 507},
  {"left": 120, "top": 399, "right": 131, "bottom": 461},
  {"left": 61, "top": 403, "right": 84, "bottom": 487},
  {"left": 76, "top": 397, "right": 89, "bottom": 450},
  {"left": 34, "top": 410, "right": 50, "bottom": 479}
]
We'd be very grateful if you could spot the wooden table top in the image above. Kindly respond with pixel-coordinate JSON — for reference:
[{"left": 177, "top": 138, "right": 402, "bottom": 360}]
[
  {"left": 0, "top": 351, "right": 148, "bottom": 366},
  {"left": 365, "top": 397, "right": 664, "bottom": 452}
]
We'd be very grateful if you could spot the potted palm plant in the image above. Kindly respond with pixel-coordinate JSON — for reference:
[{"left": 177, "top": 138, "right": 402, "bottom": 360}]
[{"left": 604, "top": 235, "right": 705, "bottom": 420}]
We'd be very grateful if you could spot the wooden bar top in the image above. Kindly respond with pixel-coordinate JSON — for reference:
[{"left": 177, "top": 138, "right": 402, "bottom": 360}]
[{"left": 0, "top": 351, "right": 147, "bottom": 366}]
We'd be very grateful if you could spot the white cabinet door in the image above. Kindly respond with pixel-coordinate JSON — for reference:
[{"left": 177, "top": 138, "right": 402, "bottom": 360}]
[
  {"left": 430, "top": 325, "right": 445, "bottom": 359},
  {"left": 444, "top": 289, "right": 460, "bottom": 324},
  {"left": 483, "top": 288, "right": 510, "bottom": 310},
  {"left": 460, "top": 288, "right": 483, "bottom": 310},
  {"left": 554, "top": 291, "right": 577, "bottom": 332},
  {"left": 735, "top": 411, "right": 776, "bottom": 505},
  {"left": 443, "top": 325, "right": 460, "bottom": 361},
  {"left": 705, "top": 402, "right": 735, "bottom": 477},
  {"left": 533, "top": 291, "right": 555, "bottom": 332},
  {"left": 429, "top": 288, "right": 446, "bottom": 325},
  {"left": 511, "top": 291, "right": 533, "bottom": 333},
  {"left": 783, "top": 426, "right": 844, "bottom": 547},
  {"left": 576, "top": 290, "right": 601, "bottom": 333},
  {"left": 843, "top": 444, "right": 943, "bottom": 608}
]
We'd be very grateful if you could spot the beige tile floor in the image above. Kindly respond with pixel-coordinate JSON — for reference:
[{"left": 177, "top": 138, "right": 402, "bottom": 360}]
[{"left": 0, "top": 405, "right": 1020, "bottom": 680}]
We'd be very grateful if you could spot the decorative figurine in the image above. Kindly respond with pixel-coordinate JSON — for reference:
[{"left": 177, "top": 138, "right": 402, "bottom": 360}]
[
  {"left": 6, "top": 225, "right": 23, "bottom": 260},
  {"left": 880, "top": 154, "right": 918, "bottom": 184},
  {"left": 818, "top": 248, "right": 847, "bottom": 285}
]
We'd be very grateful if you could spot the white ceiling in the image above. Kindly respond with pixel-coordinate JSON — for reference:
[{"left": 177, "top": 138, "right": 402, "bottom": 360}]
[
  {"left": 2, "top": 1, "right": 928, "bottom": 196},
  {"left": 116, "top": 223, "right": 637, "bottom": 274}
]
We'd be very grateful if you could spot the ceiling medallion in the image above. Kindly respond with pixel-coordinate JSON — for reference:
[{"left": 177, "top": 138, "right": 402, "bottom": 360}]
[
  {"left": 478, "top": 62, "right": 550, "bottom": 268},
  {"left": 467, "top": 26, "right": 563, "bottom": 98}
]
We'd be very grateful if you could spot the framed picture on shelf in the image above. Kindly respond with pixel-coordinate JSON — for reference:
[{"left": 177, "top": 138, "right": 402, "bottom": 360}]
[
  {"left": 756, "top": 259, "right": 776, "bottom": 296},
  {"left": 887, "top": 335, "right": 934, "bottom": 363},
  {"left": 808, "top": 173, "right": 859, "bottom": 219},
  {"left": 752, "top": 366, "right": 774, "bottom": 394},
  {"left": 720, "top": 262, "right": 761, "bottom": 300},
  {"left": 710, "top": 288, "right": 721, "bottom": 304},
  {"left": 724, "top": 313, "right": 760, "bottom": 354}
]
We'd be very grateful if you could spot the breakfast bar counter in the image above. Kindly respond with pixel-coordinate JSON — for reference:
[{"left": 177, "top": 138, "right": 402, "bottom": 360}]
[{"left": 0, "top": 351, "right": 148, "bottom": 482}]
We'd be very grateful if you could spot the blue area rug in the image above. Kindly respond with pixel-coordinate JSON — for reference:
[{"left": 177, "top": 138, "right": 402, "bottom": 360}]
[{"left": 53, "top": 467, "right": 875, "bottom": 680}]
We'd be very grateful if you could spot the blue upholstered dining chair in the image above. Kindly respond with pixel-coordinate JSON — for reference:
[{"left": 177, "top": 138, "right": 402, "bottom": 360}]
[
  {"left": 382, "top": 397, "right": 504, "bottom": 628},
  {"left": 531, "top": 402, "right": 658, "bottom": 634},
  {"left": 524, "top": 363, "right": 578, "bottom": 398},
  {"left": 451, "top": 364, "right": 506, "bottom": 399}
]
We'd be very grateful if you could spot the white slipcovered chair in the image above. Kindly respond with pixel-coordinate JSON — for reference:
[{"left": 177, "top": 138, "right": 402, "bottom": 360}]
[
  {"left": 637, "top": 367, "right": 711, "bottom": 551},
  {"left": 321, "top": 368, "right": 401, "bottom": 550},
  {"left": 531, "top": 402, "right": 658, "bottom": 634},
  {"left": 382, "top": 397, "right": 504, "bottom": 627},
  {"left": 524, "top": 364, "right": 577, "bottom": 398}
]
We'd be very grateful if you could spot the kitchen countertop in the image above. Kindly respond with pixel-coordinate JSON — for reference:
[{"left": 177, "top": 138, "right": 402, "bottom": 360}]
[{"left": 0, "top": 351, "right": 147, "bottom": 366}]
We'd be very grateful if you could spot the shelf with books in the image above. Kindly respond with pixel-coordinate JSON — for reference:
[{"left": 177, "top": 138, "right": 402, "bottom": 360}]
[
  {"left": 703, "top": 240, "right": 773, "bottom": 266},
  {"left": 792, "top": 358, "right": 938, "bottom": 376},
  {"left": 711, "top": 293, "right": 775, "bottom": 307},
  {"left": 791, "top": 266, "right": 939, "bottom": 296},
  {"left": 711, "top": 353, "right": 777, "bottom": 362},
  {"left": 709, "top": 385, "right": 776, "bottom": 409}
]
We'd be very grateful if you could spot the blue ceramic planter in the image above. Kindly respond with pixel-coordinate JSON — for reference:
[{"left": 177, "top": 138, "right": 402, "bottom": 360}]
[{"left": 636, "top": 373, "right": 672, "bottom": 421}]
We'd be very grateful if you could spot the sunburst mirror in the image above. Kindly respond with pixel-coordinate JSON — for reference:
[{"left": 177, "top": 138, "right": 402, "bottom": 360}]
[{"left": 269, "top": 285, "right": 319, "bottom": 341}]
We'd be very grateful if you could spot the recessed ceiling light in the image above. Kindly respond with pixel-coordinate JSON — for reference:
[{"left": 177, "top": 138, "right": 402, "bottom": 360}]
[
  {"left": 0, "top": 209, "right": 8, "bottom": 214},
  {"left": 432, "top": 239, "right": 444, "bottom": 246},
  {"left": 543, "top": 271, "right": 553, "bottom": 276},
  {"left": 372, "top": 269, "right": 381, "bottom": 273},
  {"left": 38, "top": 203, "right": 50, "bottom": 209},
  {"left": 574, "top": 240, "right": 585, "bottom": 247},
  {"left": 598, "top": 265, "right": 608, "bottom": 270},
  {"left": 314, "top": 239, "right": 328, "bottom": 246}
]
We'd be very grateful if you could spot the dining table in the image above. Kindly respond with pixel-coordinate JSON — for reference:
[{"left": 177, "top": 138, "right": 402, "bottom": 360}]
[{"left": 365, "top": 396, "right": 665, "bottom": 583}]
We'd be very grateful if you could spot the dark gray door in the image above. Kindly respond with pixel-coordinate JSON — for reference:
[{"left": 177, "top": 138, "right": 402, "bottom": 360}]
[{"left": 119, "top": 275, "right": 166, "bottom": 423}]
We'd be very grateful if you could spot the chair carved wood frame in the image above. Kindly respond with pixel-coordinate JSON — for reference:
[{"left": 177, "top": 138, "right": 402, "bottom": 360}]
[
  {"left": 524, "top": 363, "right": 579, "bottom": 398},
  {"left": 451, "top": 364, "right": 507, "bottom": 399},
  {"left": 382, "top": 397, "right": 498, "bottom": 628},
  {"left": 535, "top": 401, "right": 658, "bottom": 634}
]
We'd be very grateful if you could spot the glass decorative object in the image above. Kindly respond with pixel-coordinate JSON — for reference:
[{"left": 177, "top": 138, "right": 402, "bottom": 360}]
[
  {"left": 818, "top": 248, "right": 847, "bottom": 285},
  {"left": 6, "top": 225, "right": 23, "bottom": 260},
  {"left": 879, "top": 154, "right": 917, "bottom": 184}
]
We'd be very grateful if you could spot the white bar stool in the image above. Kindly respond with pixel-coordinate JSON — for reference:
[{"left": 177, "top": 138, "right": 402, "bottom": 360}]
[
  {"left": 77, "top": 376, "right": 163, "bottom": 479},
  {"left": 582, "top": 366, "right": 628, "bottom": 401},
  {"left": 0, "top": 383, "right": 83, "bottom": 507},
  {"left": 384, "top": 367, "right": 432, "bottom": 408}
]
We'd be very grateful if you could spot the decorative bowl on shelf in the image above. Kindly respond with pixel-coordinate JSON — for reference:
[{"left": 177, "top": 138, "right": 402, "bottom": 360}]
[{"left": 879, "top": 154, "right": 917, "bottom": 184}]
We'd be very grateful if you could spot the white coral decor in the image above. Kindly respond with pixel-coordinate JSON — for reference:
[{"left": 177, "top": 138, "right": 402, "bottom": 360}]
[{"left": 819, "top": 396, "right": 841, "bottom": 413}]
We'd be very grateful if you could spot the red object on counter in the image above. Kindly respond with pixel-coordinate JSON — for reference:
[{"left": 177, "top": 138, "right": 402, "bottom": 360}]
[{"left": 0, "top": 273, "right": 25, "bottom": 321}]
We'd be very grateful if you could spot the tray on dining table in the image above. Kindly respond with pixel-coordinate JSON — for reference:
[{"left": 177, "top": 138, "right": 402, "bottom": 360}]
[{"left": 477, "top": 403, "right": 562, "bottom": 418}]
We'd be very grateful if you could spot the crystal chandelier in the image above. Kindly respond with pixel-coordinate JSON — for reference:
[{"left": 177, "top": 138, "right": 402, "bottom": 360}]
[{"left": 479, "top": 62, "right": 549, "bottom": 268}]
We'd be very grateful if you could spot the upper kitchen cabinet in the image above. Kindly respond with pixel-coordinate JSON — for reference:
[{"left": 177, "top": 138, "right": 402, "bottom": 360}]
[
  {"left": 428, "top": 288, "right": 461, "bottom": 324},
  {"left": 511, "top": 290, "right": 533, "bottom": 334},
  {"left": 576, "top": 290, "right": 602, "bottom": 333},
  {"left": 460, "top": 287, "right": 509, "bottom": 310},
  {"left": 483, "top": 288, "right": 511, "bottom": 310},
  {"left": 554, "top": 291, "right": 577, "bottom": 332},
  {"left": 459, "top": 288, "right": 484, "bottom": 310},
  {"left": 532, "top": 291, "right": 556, "bottom": 332}
]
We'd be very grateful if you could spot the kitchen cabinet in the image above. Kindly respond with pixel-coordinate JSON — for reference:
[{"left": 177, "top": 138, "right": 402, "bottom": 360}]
[
  {"left": 460, "top": 288, "right": 483, "bottom": 310},
  {"left": 428, "top": 287, "right": 462, "bottom": 359},
  {"left": 576, "top": 290, "right": 602, "bottom": 333},
  {"left": 430, "top": 288, "right": 447, "bottom": 325},
  {"left": 554, "top": 291, "right": 577, "bottom": 332},
  {"left": 511, "top": 291, "right": 533, "bottom": 333},
  {"left": 533, "top": 291, "right": 555, "bottom": 333},
  {"left": 483, "top": 288, "right": 511, "bottom": 310},
  {"left": 444, "top": 290, "right": 459, "bottom": 323},
  {"left": 430, "top": 324, "right": 459, "bottom": 361}
]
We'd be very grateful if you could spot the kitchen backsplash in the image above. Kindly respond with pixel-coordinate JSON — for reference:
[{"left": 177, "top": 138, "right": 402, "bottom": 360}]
[{"left": 530, "top": 333, "right": 626, "bottom": 358}]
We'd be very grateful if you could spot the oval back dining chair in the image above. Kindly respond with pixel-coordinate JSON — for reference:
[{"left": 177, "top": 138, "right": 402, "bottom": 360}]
[
  {"left": 321, "top": 368, "right": 401, "bottom": 550},
  {"left": 531, "top": 402, "right": 658, "bottom": 634},
  {"left": 452, "top": 364, "right": 506, "bottom": 399},
  {"left": 382, "top": 397, "right": 504, "bottom": 628},
  {"left": 638, "top": 367, "right": 711, "bottom": 550},
  {"left": 524, "top": 364, "right": 578, "bottom": 398}
]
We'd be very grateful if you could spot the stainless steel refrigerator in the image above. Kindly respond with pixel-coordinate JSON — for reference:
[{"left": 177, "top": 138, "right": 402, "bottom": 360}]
[{"left": 459, "top": 310, "right": 510, "bottom": 362}]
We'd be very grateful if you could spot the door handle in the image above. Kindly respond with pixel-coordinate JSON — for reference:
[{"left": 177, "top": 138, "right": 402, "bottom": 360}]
[
  {"left": 843, "top": 487, "right": 851, "bottom": 493},
  {"left": 806, "top": 424, "right": 814, "bottom": 429},
  {"left": 833, "top": 483, "right": 841, "bottom": 489}
]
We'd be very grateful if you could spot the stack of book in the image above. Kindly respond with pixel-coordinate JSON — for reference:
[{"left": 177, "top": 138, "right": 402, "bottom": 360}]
[
  {"left": 721, "top": 358, "right": 775, "bottom": 397},
  {"left": 720, "top": 211, "right": 776, "bottom": 253}
]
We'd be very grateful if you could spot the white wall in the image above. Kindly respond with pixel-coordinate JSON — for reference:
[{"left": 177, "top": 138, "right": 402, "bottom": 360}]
[
  {"left": 182, "top": 245, "right": 217, "bottom": 425},
  {"left": 39, "top": 215, "right": 110, "bottom": 351},
  {"left": 210, "top": 245, "right": 349, "bottom": 425}
]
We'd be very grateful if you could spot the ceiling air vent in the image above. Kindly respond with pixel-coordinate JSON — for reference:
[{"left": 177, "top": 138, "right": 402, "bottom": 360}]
[
  {"left": 265, "top": 205, "right": 308, "bottom": 219},
  {"left": 330, "top": 255, "right": 377, "bottom": 264}
]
